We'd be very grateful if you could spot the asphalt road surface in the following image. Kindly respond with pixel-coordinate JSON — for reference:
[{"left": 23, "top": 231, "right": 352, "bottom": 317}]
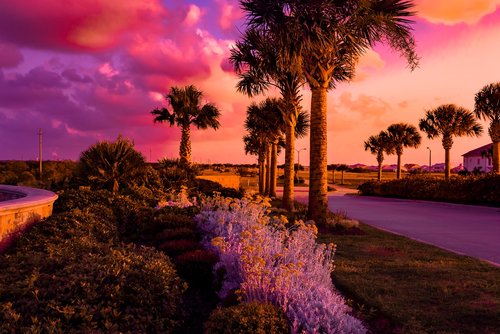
[{"left": 289, "top": 186, "right": 500, "bottom": 266}]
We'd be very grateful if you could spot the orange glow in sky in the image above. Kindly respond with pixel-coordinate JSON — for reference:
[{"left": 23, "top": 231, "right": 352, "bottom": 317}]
[{"left": 0, "top": 0, "right": 499, "bottom": 167}]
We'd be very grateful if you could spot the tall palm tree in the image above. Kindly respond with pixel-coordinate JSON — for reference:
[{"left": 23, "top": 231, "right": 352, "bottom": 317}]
[
  {"left": 474, "top": 82, "right": 500, "bottom": 174},
  {"left": 239, "top": 0, "right": 418, "bottom": 224},
  {"left": 79, "top": 136, "right": 145, "bottom": 194},
  {"left": 151, "top": 85, "right": 221, "bottom": 165},
  {"left": 386, "top": 123, "right": 421, "bottom": 179},
  {"left": 419, "top": 104, "right": 483, "bottom": 179},
  {"left": 231, "top": 28, "right": 308, "bottom": 210},
  {"left": 364, "top": 131, "right": 394, "bottom": 181}
]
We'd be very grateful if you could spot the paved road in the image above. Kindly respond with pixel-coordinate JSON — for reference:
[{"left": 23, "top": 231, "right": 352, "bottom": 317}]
[{"left": 286, "top": 186, "right": 500, "bottom": 266}]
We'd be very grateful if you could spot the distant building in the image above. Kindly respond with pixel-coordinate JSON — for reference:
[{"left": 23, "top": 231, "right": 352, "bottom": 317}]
[
  {"left": 451, "top": 164, "right": 465, "bottom": 173},
  {"left": 349, "top": 163, "right": 367, "bottom": 169},
  {"left": 431, "top": 163, "right": 446, "bottom": 173},
  {"left": 462, "top": 143, "right": 493, "bottom": 172}
]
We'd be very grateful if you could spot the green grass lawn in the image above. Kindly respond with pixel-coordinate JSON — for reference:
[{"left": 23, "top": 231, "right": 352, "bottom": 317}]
[{"left": 318, "top": 224, "right": 500, "bottom": 334}]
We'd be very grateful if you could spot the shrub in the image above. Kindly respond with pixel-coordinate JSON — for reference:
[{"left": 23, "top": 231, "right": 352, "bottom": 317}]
[
  {"left": 0, "top": 243, "right": 185, "bottom": 333},
  {"left": 155, "top": 227, "right": 199, "bottom": 243},
  {"left": 54, "top": 188, "right": 113, "bottom": 213},
  {"left": 195, "top": 178, "right": 244, "bottom": 199},
  {"left": 153, "top": 210, "right": 197, "bottom": 230},
  {"left": 158, "top": 239, "right": 201, "bottom": 257},
  {"left": 203, "top": 302, "right": 289, "bottom": 334},
  {"left": 11, "top": 207, "right": 118, "bottom": 254},
  {"left": 196, "top": 195, "right": 366, "bottom": 334},
  {"left": 175, "top": 249, "right": 218, "bottom": 288},
  {"left": 157, "top": 158, "right": 200, "bottom": 191},
  {"left": 358, "top": 174, "right": 500, "bottom": 206},
  {"left": 78, "top": 136, "right": 146, "bottom": 193}
]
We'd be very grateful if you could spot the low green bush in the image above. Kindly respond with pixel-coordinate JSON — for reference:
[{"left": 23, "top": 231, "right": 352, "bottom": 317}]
[
  {"left": 11, "top": 206, "right": 118, "bottom": 254},
  {"left": 0, "top": 243, "right": 185, "bottom": 333},
  {"left": 155, "top": 227, "right": 199, "bottom": 243},
  {"left": 120, "top": 207, "right": 197, "bottom": 243},
  {"left": 54, "top": 188, "right": 114, "bottom": 213},
  {"left": 203, "top": 302, "right": 289, "bottom": 334},
  {"left": 358, "top": 174, "right": 500, "bottom": 206},
  {"left": 175, "top": 249, "right": 218, "bottom": 289},
  {"left": 158, "top": 239, "right": 201, "bottom": 257},
  {"left": 194, "top": 178, "right": 244, "bottom": 199}
]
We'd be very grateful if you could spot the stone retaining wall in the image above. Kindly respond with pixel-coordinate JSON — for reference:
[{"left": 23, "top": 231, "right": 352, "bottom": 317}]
[{"left": 0, "top": 185, "right": 58, "bottom": 252}]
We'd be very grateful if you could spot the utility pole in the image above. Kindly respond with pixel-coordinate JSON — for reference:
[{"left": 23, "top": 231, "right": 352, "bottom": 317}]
[
  {"left": 427, "top": 147, "right": 432, "bottom": 173},
  {"left": 39, "top": 128, "right": 43, "bottom": 179}
]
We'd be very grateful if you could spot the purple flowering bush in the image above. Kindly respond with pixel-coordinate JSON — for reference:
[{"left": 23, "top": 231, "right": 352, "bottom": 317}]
[{"left": 196, "top": 195, "right": 366, "bottom": 334}]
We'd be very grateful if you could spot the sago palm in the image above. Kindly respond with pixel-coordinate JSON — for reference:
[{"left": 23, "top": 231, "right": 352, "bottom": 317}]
[
  {"left": 79, "top": 136, "right": 145, "bottom": 193},
  {"left": 231, "top": 27, "right": 308, "bottom": 210},
  {"left": 474, "top": 82, "right": 500, "bottom": 174},
  {"left": 419, "top": 104, "right": 483, "bottom": 179},
  {"left": 364, "top": 131, "right": 394, "bottom": 181},
  {"left": 239, "top": 0, "right": 418, "bottom": 224},
  {"left": 151, "top": 85, "right": 221, "bottom": 165},
  {"left": 386, "top": 123, "right": 421, "bottom": 179}
]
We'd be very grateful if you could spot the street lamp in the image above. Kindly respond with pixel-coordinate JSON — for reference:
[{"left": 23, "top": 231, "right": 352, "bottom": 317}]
[
  {"left": 295, "top": 148, "right": 306, "bottom": 182},
  {"left": 427, "top": 147, "right": 432, "bottom": 173}
]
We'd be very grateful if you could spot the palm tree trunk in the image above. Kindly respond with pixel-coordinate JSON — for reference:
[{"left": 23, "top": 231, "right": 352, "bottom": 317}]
[
  {"left": 269, "top": 142, "right": 278, "bottom": 197},
  {"left": 377, "top": 152, "right": 384, "bottom": 181},
  {"left": 397, "top": 153, "right": 402, "bottom": 179},
  {"left": 493, "top": 141, "right": 500, "bottom": 174},
  {"left": 332, "top": 170, "right": 336, "bottom": 184},
  {"left": 444, "top": 148, "right": 451, "bottom": 180},
  {"left": 442, "top": 135, "right": 453, "bottom": 180},
  {"left": 308, "top": 87, "right": 328, "bottom": 225},
  {"left": 489, "top": 121, "right": 500, "bottom": 174},
  {"left": 263, "top": 145, "right": 269, "bottom": 196},
  {"left": 283, "top": 122, "right": 295, "bottom": 211},
  {"left": 179, "top": 124, "right": 191, "bottom": 165},
  {"left": 264, "top": 145, "right": 271, "bottom": 196},
  {"left": 341, "top": 170, "right": 345, "bottom": 185},
  {"left": 258, "top": 155, "right": 265, "bottom": 194}
]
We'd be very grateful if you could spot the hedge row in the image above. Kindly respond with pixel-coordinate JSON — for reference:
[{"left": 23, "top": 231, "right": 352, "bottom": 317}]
[{"left": 358, "top": 174, "right": 500, "bottom": 206}]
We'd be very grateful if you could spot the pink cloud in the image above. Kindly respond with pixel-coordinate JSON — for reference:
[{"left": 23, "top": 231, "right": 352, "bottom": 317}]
[
  {"left": 0, "top": 42, "right": 23, "bottom": 68},
  {"left": 184, "top": 4, "right": 204, "bottom": 26},
  {"left": 416, "top": 0, "right": 500, "bottom": 25},
  {"left": 216, "top": 0, "right": 244, "bottom": 30},
  {"left": 0, "top": 0, "right": 166, "bottom": 51}
]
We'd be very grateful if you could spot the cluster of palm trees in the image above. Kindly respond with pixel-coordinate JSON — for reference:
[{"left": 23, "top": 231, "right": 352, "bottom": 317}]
[
  {"left": 232, "top": 0, "right": 419, "bottom": 223},
  {"left": 364, "top": 123, "right": 421, "bottom": 181},
  {"left": 243, "top": 98, "right": 308, "bottom": 199},
  {"left": 365, "top": 82, "right": 500, "bottom": 180},
  {"left": 148, "top": 2, "right": 499, "bottom": 226}
]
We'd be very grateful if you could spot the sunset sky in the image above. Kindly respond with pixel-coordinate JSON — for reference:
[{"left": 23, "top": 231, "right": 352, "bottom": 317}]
[{"left": 1, "top": 0, "right": 499, "bottom": 166}]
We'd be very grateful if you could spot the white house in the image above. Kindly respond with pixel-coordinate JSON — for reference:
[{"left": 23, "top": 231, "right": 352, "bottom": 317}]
[{"left": 462, "top": 143, "right": 493, "bottom": 172}]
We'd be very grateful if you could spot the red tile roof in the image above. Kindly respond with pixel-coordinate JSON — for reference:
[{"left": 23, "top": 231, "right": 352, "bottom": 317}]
[{"left": 462, "top": 143, "right": 493, "bottom": 157}]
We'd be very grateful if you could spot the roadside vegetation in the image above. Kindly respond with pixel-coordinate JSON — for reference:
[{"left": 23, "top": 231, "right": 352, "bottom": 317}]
[
  {"left": 1, "top": 137, "right": 365, "bottom": 333},
  {"left": 358, "top": 174, "right": 500, "bottom": 206},
  {"left": 321, "top": 223, "right": 500, "bottom": 334}
]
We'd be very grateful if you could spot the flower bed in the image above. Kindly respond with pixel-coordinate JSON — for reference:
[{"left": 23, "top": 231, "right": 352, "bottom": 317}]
[{"left": 196, "top": 195, "right": 366, "bottom": 334}]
